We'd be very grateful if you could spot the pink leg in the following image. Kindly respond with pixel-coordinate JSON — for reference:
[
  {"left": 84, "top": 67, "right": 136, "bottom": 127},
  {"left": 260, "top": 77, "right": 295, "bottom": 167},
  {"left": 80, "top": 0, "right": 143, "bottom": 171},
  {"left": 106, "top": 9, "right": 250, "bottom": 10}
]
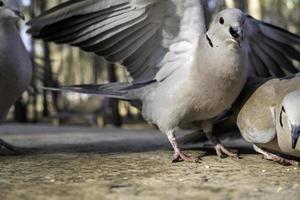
[
  {"left": 166, "top": 130, "right": 200, "bottom": 163},
  {"left": 253, "top": 145, "right": 299, "bottom": 166},
  {"left": 205, "top": 131, "right": 238, "bottom": 158},
  {"left": 202, "top": 120, "right": 238, "bottom": 158}
]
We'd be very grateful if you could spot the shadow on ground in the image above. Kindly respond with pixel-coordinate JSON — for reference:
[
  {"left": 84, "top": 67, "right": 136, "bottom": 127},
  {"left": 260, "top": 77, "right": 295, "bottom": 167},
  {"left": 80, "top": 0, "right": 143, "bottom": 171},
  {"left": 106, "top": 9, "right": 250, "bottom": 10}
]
[{"left": 0, "top": 124, "right": 253, "bottom": 155}]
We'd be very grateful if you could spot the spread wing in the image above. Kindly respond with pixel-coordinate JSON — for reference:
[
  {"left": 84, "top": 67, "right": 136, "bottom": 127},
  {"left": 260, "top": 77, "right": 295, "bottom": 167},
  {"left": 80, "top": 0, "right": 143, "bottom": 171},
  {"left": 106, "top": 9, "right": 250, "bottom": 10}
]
[
  {"left": 244, "top": 16, "right": 300, "bottom": 78},
  {"left": 27, "top": 0, "right": 206, "bottom": 82}
]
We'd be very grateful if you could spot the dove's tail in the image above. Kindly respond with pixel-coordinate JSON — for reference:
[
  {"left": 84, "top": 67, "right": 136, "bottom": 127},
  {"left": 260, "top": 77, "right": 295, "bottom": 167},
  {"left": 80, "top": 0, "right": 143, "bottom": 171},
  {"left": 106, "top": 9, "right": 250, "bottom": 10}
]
[{"left": 42, "top": 81, "right": 156, "bottom": 101}]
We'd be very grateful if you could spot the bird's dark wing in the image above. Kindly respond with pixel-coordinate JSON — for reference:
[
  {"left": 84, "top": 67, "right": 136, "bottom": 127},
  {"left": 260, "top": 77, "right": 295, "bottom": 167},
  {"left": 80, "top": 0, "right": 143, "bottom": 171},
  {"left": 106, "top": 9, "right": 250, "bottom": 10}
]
[
  {"left": 27, "top": 0, "right": 207, "bottom": 82},
  {"left": 244, "top": 16, "right": 300, "bottom": 78}
]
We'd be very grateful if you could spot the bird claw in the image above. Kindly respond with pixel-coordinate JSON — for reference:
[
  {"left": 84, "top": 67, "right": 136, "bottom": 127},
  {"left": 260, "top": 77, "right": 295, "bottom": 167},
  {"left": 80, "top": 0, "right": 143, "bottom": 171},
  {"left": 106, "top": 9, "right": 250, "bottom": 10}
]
[
  {"left": 167, "top": 130, "right": 200, "bottom": 163},
  {"left": 262, "top": 153, "right": 299, "bottom": 166},
  {"left": 172, "top": 151, "right": 200, "bottom": 163},
  {"left": 214, "top": 143, "right": 239, "bottom": 158},
  {"left": 254, "top": 144, "right": 299, "bottom": 166}
]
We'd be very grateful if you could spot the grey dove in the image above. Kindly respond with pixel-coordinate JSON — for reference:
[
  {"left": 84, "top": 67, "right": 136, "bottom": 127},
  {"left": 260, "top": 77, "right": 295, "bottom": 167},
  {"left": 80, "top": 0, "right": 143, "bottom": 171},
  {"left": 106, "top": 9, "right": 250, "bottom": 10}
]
[
  {"left": 28, "top": 0, "right": 300, "bottom": 162},
  {"left": 0, "top": 0, "right": 32, "bottom": 151}
]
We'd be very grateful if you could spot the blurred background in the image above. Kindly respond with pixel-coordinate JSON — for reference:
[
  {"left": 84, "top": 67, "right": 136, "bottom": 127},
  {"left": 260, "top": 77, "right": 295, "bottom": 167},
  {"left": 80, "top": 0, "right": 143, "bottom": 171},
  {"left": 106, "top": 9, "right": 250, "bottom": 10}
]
[{"left": 6, "top": 0, "right": 300, "bottom": 128}]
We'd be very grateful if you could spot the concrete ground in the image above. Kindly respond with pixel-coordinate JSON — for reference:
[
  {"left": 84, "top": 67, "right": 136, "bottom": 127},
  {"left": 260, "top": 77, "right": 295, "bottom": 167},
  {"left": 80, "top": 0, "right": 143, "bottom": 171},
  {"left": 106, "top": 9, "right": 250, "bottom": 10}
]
[{"left": 0, "top": 124, "right": 299, "bottom": 200}]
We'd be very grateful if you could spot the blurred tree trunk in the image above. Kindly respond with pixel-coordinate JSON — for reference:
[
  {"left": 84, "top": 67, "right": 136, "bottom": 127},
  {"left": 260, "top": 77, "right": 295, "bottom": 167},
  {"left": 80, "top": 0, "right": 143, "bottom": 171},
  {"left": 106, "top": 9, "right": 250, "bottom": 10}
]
[
  {"left": 29, "top": 0, "right": 39, "bottom": 122},
  {"left": 107, "top": 64, "right": 122, "bottom": 127},
  {"left": 14, "top": 97, "right": 28, "bottom": 123},
  {"left": 225, "top": 0, "right": 235, "bottom": 8},
  {"left": 225, "top": 0, "right": 247, "bottom": 10},
  {"left": 236, "top": 0, "right": 247, "bottom": 10},
  {"left": 248, "top": 0, "right": 262, "bottom": 19},
  {"left": 42, "top": 42, "right": 52, "bottom": 117},
  {"left": 40, "top": 1, "right": 53, "bottom": 117},
  {"left": 93, "top": 56, "right": 101, "bottom": 83}
]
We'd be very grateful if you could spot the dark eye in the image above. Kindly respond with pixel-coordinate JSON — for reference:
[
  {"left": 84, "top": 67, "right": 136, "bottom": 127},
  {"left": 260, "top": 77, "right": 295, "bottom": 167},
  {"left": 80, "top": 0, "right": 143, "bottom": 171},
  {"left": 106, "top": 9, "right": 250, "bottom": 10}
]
[
  {"left": 0, "top": 1, "right": 4, "bottom": 7},
  {"left": 219, "top": 17, "right": 224, "bottom": 24}
]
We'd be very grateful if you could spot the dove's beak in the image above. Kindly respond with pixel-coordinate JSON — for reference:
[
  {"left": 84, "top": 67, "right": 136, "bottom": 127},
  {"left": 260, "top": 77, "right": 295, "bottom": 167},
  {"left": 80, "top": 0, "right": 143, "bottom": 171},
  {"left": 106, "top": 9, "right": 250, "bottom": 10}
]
[
  {"left": 229, "top": 26, "right": 243, "bottom": 44},
  {"left": 291, "top": 125, "right": 300, "bottom": 149}
]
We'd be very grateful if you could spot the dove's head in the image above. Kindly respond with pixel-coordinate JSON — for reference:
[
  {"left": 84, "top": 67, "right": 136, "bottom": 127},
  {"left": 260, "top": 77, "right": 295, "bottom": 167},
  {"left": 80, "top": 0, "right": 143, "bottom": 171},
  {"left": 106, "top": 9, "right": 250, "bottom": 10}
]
[
  {"left": 278, "top": 90, "right": 300, "bottom": 150},
  {"left": 0, "top": 0, "right": 24, "bottom": 20},
  {"left": 207, "top": 8, "right": 245, "bottom": 49}
]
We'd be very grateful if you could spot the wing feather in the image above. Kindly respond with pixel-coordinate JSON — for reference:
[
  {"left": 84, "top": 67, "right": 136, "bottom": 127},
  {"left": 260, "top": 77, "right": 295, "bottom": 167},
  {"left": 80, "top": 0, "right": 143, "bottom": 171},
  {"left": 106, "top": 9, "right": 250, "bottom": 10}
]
[
  {"left": 245, "top": 16, "right": 300, "bottom": 78},
  {"left": 28, "top": 0, "right": 207, "bottom": 81}
]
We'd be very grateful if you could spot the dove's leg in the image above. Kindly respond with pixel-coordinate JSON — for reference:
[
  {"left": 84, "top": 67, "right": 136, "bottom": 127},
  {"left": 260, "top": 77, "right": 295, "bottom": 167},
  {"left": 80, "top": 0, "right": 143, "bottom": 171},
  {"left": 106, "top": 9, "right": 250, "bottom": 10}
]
[
  {"left": 202, "top": 120, "right": 238, "bottom": 158},
  {"left": 253, "top": 145, "right": 299, "bottom": 166},
  {"left": 0, "top": 138, "right": 19, "bottom": 152},
  {"left": 166, "top": 130, "right": 199, "bottom": 163}
]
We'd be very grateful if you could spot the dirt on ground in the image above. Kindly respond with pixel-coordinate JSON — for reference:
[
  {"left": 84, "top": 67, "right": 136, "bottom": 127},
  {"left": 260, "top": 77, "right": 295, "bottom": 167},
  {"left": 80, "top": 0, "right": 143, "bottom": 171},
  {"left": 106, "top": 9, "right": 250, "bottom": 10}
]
[{"left": 0, "top": 124, "right": 299, "bottom": 200}]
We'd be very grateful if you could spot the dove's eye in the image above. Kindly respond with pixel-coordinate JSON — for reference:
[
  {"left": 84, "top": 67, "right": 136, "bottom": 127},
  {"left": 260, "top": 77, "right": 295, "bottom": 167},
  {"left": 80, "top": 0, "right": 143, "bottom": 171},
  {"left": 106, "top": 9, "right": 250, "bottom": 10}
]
[
  {"left": 0, "top": 1, "right": 4, "bottom": 7},
  {"left": 219, "top": 17, "right": 224, "bottom": 25}
]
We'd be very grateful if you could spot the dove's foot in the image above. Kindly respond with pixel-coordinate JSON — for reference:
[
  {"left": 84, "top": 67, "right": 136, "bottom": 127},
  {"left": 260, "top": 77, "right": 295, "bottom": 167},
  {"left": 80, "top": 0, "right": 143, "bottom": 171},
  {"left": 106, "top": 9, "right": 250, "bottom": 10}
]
[
  {"left": 203, "top": 127, "right": 238, "bottom": 158},
  {"left": 167, "top": 130, "right": 200, "bottom": 163},
  {"left": 253, "top": 144, "right": 299, "bottom": 166},
  {"left": 0, "top": 138, "right": 19, "bottom": 153},
  {"left": 172, "top": 151, "right": 200, "bottom": 163},
  {"left": 202, "top": 120, "right": 239, "bottom": 158},
  {"left": 213, "top": 143, "right": 238, "bottom": 158}
]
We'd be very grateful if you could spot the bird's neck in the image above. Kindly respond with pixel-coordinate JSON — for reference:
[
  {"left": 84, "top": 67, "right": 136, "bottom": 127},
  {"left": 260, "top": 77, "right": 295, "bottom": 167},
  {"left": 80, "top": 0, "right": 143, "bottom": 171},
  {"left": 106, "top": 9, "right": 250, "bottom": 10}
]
[{"left": 192, "top": 36, "right": 248, "bottom": 81}]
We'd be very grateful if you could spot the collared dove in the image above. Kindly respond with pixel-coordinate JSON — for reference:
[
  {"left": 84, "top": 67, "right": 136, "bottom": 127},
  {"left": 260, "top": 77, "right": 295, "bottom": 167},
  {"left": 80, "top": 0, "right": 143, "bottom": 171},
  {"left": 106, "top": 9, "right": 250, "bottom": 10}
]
[
  {"left": 27, "top": 0, "right": 300, "bottom": 162},
  {"left": 236, "top": 75, "right": 300, "bottom": 165},
  {"left": 0, "top": 0, "right": 32, "bottom": 151},
  {"left": 180, "top": 74, "right": 300, "bottom": 164}
]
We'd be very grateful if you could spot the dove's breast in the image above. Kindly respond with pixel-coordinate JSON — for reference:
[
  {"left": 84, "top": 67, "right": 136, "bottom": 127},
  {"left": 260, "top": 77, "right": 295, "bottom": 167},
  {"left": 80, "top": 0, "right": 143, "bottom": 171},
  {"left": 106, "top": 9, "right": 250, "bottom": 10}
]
[{"left": 185, "top": 39, "right": 249, "bottom": 120}]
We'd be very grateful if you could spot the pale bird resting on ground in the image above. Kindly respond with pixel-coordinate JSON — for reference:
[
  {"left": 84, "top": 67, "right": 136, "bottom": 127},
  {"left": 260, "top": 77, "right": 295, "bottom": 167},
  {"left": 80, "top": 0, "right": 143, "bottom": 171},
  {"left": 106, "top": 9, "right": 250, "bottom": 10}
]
[
  {"left": 28, "top": 0, "right": 300, "bottom": 162},
  {"left": 180, "top": 74, "right": 300, "bottom": 165},
  {"left": 0, "top": 0, "right": 32, "bottom": 151},
  {"left": 236, "top": 75, "right": 300, "bottom": 165}
]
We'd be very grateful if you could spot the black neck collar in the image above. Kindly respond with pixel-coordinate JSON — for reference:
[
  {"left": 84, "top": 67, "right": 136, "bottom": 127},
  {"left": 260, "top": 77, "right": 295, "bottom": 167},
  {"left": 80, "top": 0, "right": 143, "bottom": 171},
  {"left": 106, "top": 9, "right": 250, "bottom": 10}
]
[{"left": 206, "top": 34, "right": 214, "bottom": 47}]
